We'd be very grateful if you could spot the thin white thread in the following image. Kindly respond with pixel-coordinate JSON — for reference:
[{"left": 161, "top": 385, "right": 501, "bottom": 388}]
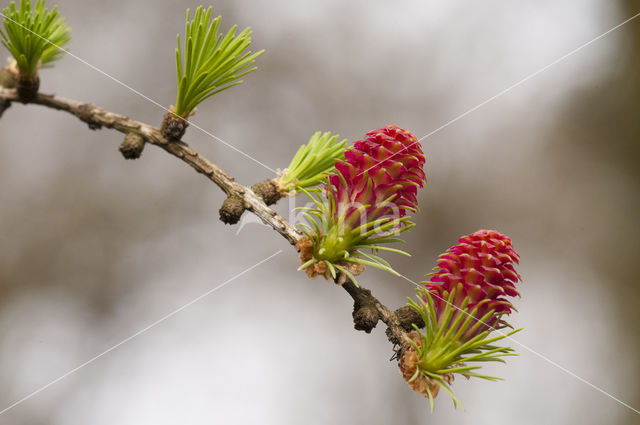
[
  {"left": 353, "top": 11, "right": 640, "bottom": 179},
  {"left": 0, "top": 250, "right": 282, "bottom": 416},
  {"left": 0, "top": 12, "right": 277, "bottom": 173}
]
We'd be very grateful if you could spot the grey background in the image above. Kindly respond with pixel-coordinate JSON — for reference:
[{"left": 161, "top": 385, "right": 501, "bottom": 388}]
[{"left": 1, "top": 0, "right": 639, "bottom": 424}]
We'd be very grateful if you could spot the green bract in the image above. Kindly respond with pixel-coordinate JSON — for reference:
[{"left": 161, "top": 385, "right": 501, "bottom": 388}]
[
  {"left": 173, "top": 6, "right": 263, "bottom": 118},
  {"left": 0, "top": 0, "right": 70, "bottom": 78},
  {"left": 278, "top": 131, "right": 348, "bottom": 194},
  {"left": 403, "top": 287, "right": 521, "bottom": 411},
  {"left": 296, "top": 189, "right": 414, "bottom": 285}
]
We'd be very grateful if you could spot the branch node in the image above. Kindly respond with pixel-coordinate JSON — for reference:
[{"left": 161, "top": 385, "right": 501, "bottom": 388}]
[
  {"left": 217, "top": 180, "right": 284, "bottom": 226},
  {"left": 219, "top": 195, "right": 245, "bottom": 224},
  {"left": 76, "top": 104, "right": 101, "bottom": 130},
  {"left": 1, "top": 63, "right": 39, "bottom": 104},
  {"left": 353, "top": 304, "right": 380, "bottom": 333},
  {"left": 394, "top": 305, "right": 425, "bottom": 331},
  {"left": 161, "top": 111, "right": 188, "bottom": 141},
  {"left": 251, "top": 179, "right": 283, "bottom": 206},
  {"left": 17, "top": 76, "right": 39, "bottom": 101},
  {"left": 119, "top": 132, "right": 146, "bottom": 159}
]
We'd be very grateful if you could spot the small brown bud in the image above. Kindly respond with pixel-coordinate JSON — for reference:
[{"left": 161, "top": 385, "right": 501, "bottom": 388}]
[
  {"left": 161, "top": 111, "right": 188, "bottom": 141},
  {"left": 119, "top": 133, "right": 146, "bottom": 159},
  {"left": 352, "top": 304, "right": 379, "bottom": 333},
  {"left": 251, "top": 179, "right": 283, "bottom": 206},
  {"left": 394, "top": 305, "right": 425, "bottom": 331},
  {"left": 17, "top": 73, "right": 39, "bottom": 101},
  {"left": 219, "top": 195, "right": 245, "bottom": 224}
]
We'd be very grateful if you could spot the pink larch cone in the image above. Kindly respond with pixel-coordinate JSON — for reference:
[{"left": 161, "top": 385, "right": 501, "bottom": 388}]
[
  {"left": 328, "top": 125, "right": 426, "bottom": 228},
  {"left": 423, "top": 229, "right": 521, "bottom": 339},
  {"left": 297, "top": 125, "right": 426, "bottom": 283}
]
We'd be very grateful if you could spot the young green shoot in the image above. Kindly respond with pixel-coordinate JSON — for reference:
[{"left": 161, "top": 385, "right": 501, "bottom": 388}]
[
  {"left": 173, "top": 5, "right": 263, "bottom": 118},
  {"left": 0, "top": 0, "right": 71, "bottom": 78}
]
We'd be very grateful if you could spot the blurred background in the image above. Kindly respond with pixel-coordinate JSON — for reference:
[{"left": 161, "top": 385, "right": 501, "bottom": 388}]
[{"left": 1, "top": 0, "right": 639, "bottom": 423}]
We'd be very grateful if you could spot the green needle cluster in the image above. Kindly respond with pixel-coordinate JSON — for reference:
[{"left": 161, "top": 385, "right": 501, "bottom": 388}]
[
  {"left": 278, "top": 131, "right": 348, "bottom": 193},
  {"left": 0, "top": 0, "right": 70, "bottom": 78},
  {"left": 173, "top": 6, "right": 263, "bottom": 118},
  {"left": 296, "top": 191, "right": 414, "bottom": 285}
]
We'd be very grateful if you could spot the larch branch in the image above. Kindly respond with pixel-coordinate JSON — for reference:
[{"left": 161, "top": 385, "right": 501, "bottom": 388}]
[
  {"left": 0, "top": 86, "right": 301, "bottom": 245},
  {"left": 0, "top": 84, "right": 420, "bottom": 346}
]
